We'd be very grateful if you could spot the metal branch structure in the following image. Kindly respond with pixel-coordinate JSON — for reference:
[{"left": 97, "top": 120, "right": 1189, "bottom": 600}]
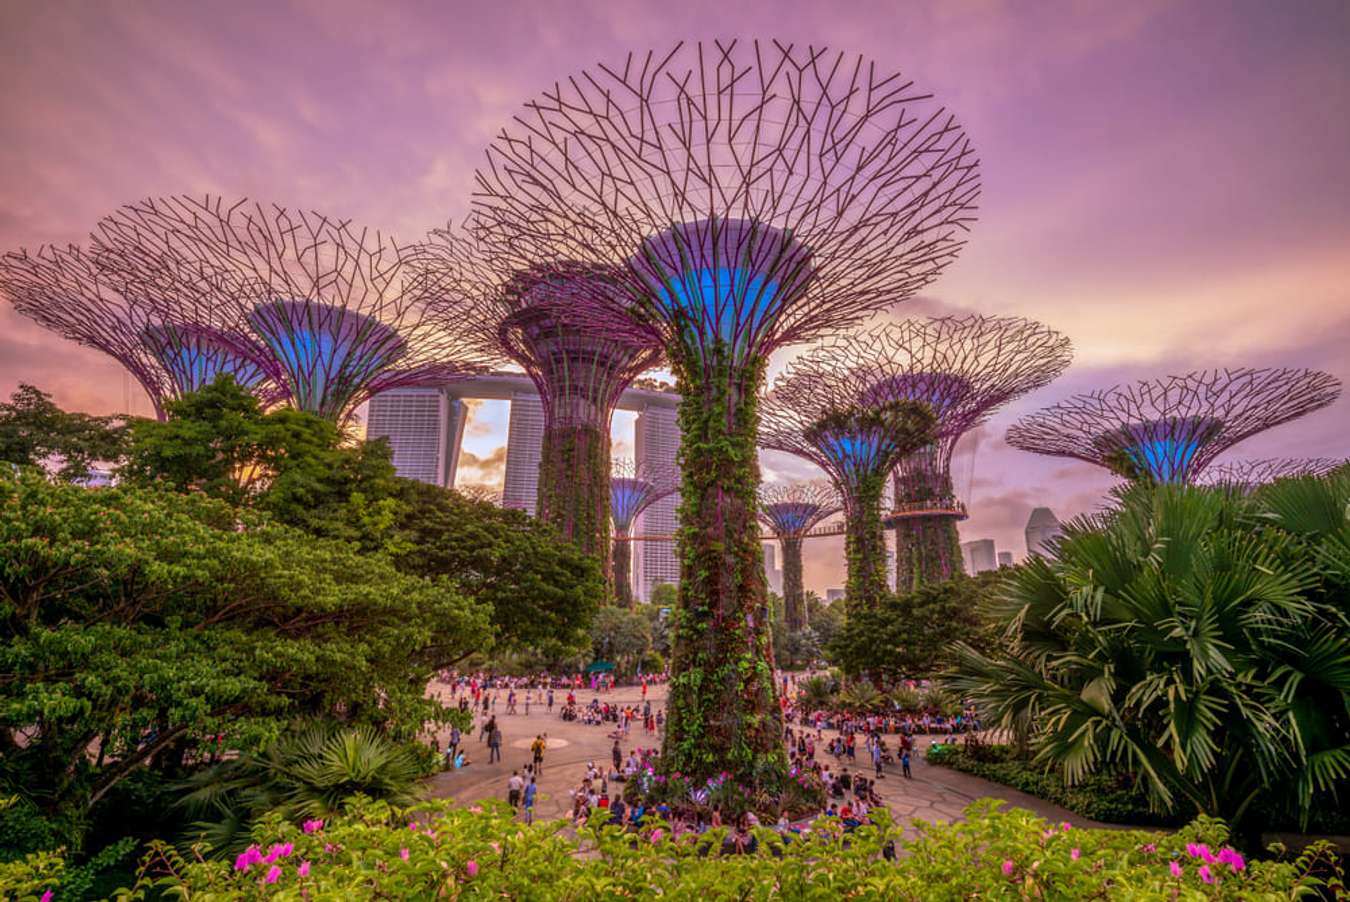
[
  {"left": 610, "top": 459, "right": 679, "bottom": 608},
  {"left": 91, "top": 195, "right": 494, "bottom": 423},
  {"left": 470, "top": 39, "right": 979, "bottom": 783},
  {"left": 1007, "top": 368, "right": 1342, "bottom": 484},
  {"left": 840, "top": 317, "right": 1073, "bottom": 591},
  {"left": 418, "top": 228, "right": 662, "bottom": 563},
  {"left": 757, "top": 481, "right": 840, "bottom": 632},
  {"left": 0, "top": 244, "right": 279, "bottom": 418},
  {"left": 761, "top": 347, "right": 937, "bottom": 613},
  {"left": 1199, "top": 457, "right": 1347, "bottom": 491},
  {"left": 455, "top": 484, "right": 504, "bottom": 506}
]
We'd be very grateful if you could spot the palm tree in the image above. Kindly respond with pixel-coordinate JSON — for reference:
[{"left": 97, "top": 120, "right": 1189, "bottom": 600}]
[{"left": 944, "top": 476, "right": 1350, "bottom": 840}]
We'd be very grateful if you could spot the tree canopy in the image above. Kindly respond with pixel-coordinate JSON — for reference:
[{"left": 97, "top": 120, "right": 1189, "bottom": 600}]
[{"left": 0, "top": 384, "right": 126, "bottom": 483}]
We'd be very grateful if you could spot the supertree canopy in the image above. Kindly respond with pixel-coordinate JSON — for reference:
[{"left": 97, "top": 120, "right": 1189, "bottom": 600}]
[
  {"left": 761, "top": 347, "right": 937, "bottom": 612},
  {"left": 757, "top": 481, "right": 841, "bottom": 633},
  {"left": 1200, "top": 457, "right": 1347, "bottom": 490},
  {"left": 471, "top": 39, "right": 979, "bottom": 784},
  {"left": 1007, "top": 368, "right": 1341, "bottom": 484},
  {"left": 0, "top": 244, "right": 279, "bottom": 418},
  {"left": 848, "top": 317, "right": 1072, "bottom": 591},
  {"left": 610, "top": 459, "right": 678, "bottom": 608},
  {"left": 418, "top": 228, "right": 662, "bottom": 562},
  {"left": 91, "top": 195, "right": 493, "bottom": 423}
]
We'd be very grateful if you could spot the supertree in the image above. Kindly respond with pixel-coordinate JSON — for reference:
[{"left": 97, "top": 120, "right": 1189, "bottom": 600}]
[
  {"left": 1006, "top": 368, "right": 1342, "bottom": 484},
  {"left": 1200, "top": 457, "right": 1347, "bottom": 491},
  {"left": 91, "top": 196, "right": 493, "bottom": 423},
  {"left": 760, "top": 346, "right": 937, "bottom": 612},
  {"left": 757, "top": 482, "right": 841, "bottom": 633},
  {"left": 417, "top": 228, "right": 663, "bottom": 562},
  {"left": 470, "top": 39, "right": 979, "bottom": 783},
  {"left": 610, "top": 459, "right": 679, "bottom": 607},
  {"left": 456, "top": 484, "right": 504, "bottom": 505},
  {"left": 844, "top": 317, "right": 1072, "bottom": 591},
  {"left": 0, "top": 244, "right": 279, "bottom": 418}
]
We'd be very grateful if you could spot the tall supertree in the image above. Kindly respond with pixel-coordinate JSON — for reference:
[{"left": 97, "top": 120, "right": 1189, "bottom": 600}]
[
  {"left": 418, "top": 229, "right": 662, "bottom": 562},
  {"left": 0, "top": 244, "right": 279, "bottom": 418},
  {"left": 471, "top": 39, "right": 980, "bottom": 783},
  {"left": 1200, "top": 457, "right": 1347, "bottom": 490},
  {"left": 610, "top": 459, "right": 678, "bottom": 607},
  {"left": 757, "top": 482, "right": 841, "bottom": 633},
  {"left": 847, "top": 318, "right": 1072, "bottom": 591},
  {"left": 91, "top": 196, "right": 493, "bottom": 423},
  {"left": 760, "top": 347, "right": 937, "bottom": 612},
  {"left": 1007, "top": 368, "right": 1342, "bottom": 484}
]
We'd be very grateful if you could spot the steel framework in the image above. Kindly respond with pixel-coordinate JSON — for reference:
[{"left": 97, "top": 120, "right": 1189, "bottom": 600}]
[
  {"left": 91, "top": 195, "right": 494, "bottom": 423},
  {"left": 757, "top": 481, "right": 841, "bottom": 633},
  {"left": 1200, "top": 457, "right": 1347, "bottom": 490},
  {"left": 1007, "top": 368, "right": 1341, "bottom": 484},
  {"left": 610, "top": 459, "right": 678, "bottom": 607},
  {"left": 470, "top": 39, "right": 979, "bottom": 783},
  {"left": 848, "top": 317, "right": 1071, "bottom": 590}
]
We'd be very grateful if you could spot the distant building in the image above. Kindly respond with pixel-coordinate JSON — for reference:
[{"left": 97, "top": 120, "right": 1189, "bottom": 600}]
[
  {"left": 1025, "top": 507, "right": 1063, "bottom": 558},
  {"left": 997, "top": 551, "right": 1013, "bottom": 568},
  {"left": 961, "top": 539, "right": 997, "bottom": 574},
  {"left": 633, "top": 402, "right": 681, "bottom": 602},
  {"left": 825, "top": 588, "right": 846, "bottom": 604},
  {"left": 763, "top": 543, "right": 783, "bottom": 595},
  {"left": 501, "top": 393, "right": 545, "bottom": 514},
  {"left": 366, "top": 386, "right": 465, "bottom": 488}
]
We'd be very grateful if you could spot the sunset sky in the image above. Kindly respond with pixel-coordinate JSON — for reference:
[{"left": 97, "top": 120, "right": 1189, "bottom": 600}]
[{"left": 2, "top": 0, "right": 1347, "bottom": 594}]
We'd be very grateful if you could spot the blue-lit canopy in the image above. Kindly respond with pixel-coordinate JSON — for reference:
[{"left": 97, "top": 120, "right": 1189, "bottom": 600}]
[
  {"left": 611, "top": 476, "right": 674, "bottom": 531},
  {"left": 814, "top": 427, "right": 895, "bottom": 484},
  {"left": 762, "top": 501, "right": 825, "bottom": 535},
  {"left": 143, "top": 325, "right": 271, "bottom": 395},
  {"left": 863, "top": 372, "right": 971, "bottom": 422},
  {"left": 1110, "top": 417, "right": 1222, "bottom": 483}
]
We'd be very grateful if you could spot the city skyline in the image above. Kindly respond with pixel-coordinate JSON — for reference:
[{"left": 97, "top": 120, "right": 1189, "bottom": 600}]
[{"left": 2, "top": 0, "right": 1347, "bottom": 594}]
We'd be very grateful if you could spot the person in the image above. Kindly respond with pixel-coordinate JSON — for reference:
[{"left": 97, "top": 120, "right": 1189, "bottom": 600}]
[
  {"left": 531, "top": 734, "right": 547, "bottom": 774},
  {"left": 447, "top": 725, "right": 461, "bottom": 769},
  {"left": 547, "top": 688, "right": 555, "bottom": 712},
  {"left": 507, "top": 770, "right": 524, "bottom": 809},
  {"left": 488, "top": 724, "right": 503, "bottom": 763},
  {"left": 872, "top": 739, "right": 883, "bottom": 779},
  {"left": 523, "top": 776, "right": 538, "bottom": 824},
  {"left": 901, "top": 748, "right": 912, "bottom": 779},
  {"left": 612, "top": 739, "right": 623, "bottom": 773}
]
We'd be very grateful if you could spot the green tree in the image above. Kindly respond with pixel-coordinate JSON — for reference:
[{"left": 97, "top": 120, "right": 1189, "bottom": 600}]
[
  {"left": 943, "top": 478, "right": 1350, "bottom": 841},
  {"left": 805, "top": 592, "right": 843, "bottom": 651},
  {"left": 590, "top": 606, "right": 652, "bottom": 674},
  {"left": 0, "top": 470, "right": 490, "bottom": 850},
  {"left": 0, "top": 384, "right": 126, "bottom": 482}
]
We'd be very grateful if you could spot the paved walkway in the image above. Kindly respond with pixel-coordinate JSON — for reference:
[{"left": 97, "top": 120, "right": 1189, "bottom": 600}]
[{"left": 421, "top": 682, "right": 1121, "bottom": 833}]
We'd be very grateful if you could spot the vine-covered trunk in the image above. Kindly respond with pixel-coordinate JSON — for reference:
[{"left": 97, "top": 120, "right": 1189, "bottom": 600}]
[
  {"left": 661, "top": 354, "right": 785, "bottom": 785},
  {"left": 894, "top": 516, "right": 964, "bottom": 592},
  {"left": 536, "top": 423, "right": 611, "bottom": 568},
  {"left": 844, "top": 475, "right": 888, "bottom": 612},
  {"left": 781, "top": 536, "right": 805, "bottom": 632},
  {"left": 611, "top": 532, "right": 634, "bottom": 608}
]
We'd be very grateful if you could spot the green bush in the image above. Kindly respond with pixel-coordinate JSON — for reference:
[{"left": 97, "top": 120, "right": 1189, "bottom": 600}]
[{"left": 17, "top": 798, "right": 1329, "bottom": 900}]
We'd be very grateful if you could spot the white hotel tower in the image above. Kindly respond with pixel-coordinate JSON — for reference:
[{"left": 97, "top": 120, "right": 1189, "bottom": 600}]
[{"left": 368, "top": 374, "right": 681, "bottom": 602}]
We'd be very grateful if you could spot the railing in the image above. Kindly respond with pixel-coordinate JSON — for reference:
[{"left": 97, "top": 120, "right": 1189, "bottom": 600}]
[{"left": 616, "top": 499, "right": 969, "bottom": 542}]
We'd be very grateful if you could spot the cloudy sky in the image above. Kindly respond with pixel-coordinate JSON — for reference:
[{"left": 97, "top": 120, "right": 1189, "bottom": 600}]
[{"left": 2, "top": 0, "right": 1347, "bottom": 594}]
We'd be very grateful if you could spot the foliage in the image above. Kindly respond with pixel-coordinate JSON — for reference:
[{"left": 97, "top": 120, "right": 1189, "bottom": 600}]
[
  {"left": 641, "top": 597, "right": 672, "bottom": 657},
  {"left": 804, "top": 592, "right": 844, "bottom": 651},
  {"left": 894, "top": 514, "right": 965, "bottom": 592},
  {"left": 836, "top": 681, "right": 885, "bottom": 712},
  {"left": 392, "top": 479, "right": 603, "bottom": 654},
  {"left": 828, "top": 572, "right": 1004, "bottom": 680},
  {"left": 36, "top": 798, "right": 1335, "bottom": 901},
  {"left": 176, "top": 725, "right": 429, "bottom": 858},
  {"left": 943, "top": 477, "right": 1350, "bottom": 841},
  {"left": 535, "top": 422, "right": 611, "bottom": 562},
  {"left": 0, "top": 469, "right": 489, "bottom": 849},
  {"left": 590, "top": 606, "right": 652, "bottom": 673},
  {"left": 798, "top": 675, "right": 836, "bottom": 711},
  {"left": 0, "top": 383, "right": 127, "bottom": 483}
]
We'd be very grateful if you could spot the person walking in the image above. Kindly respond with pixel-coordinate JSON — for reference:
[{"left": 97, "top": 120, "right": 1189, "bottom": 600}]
[
  {"left": 901, "top": 748, "right": 912, "bottom": 779},
  {"left": 507, "top": 770, "right": 524, "bottom": 809},
  {"left": 447, "top": 725, "right": 461, "bottom": 769},
  {"left": 531, "top": 734, "right": 547, "bottom": 774},
  {"left": 523, "top": 775, "right": 538, "bottom": 824},
  {"left": 611, "top": 739, "right": 622, "bottom": 773},
  {"left": 872, "top": 739, "right": 884, "bottom": 779},
  {"left": 488, "top": 724, "right": 503, "bottom": 763},
  {"left": 547, "top": 688, "right": 555, "bottom": 712}
]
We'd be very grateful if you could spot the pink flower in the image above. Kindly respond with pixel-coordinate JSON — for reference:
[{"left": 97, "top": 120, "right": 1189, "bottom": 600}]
[
  {"left": 40, "top": 893, "right": 53, "bottom": 902},
  {"left": 466, "top": 859, "right": 479, "bottom": 878},
  {"left": 408, "top": 821, "right": 418, "bottom": 831},
  {"left": 264, "top": 865, "right": 282, "bottom": 884},
  {"left": 298, "top": 861, "right": 311, "bottom": 877},
  {"left": 1229, "top": 852, "right": 1246, "bottom": 872},
  {"left": 234, "top": 846, "right": 262, "bottom": 872},
  {"left": 1141, "top": 843, "right": 1156, "bottom": 853},
  {"left": 1170, "top": 860, "right": 1183, "bottom": 877},
  {"left": 323, "top": 843, "right": 336, "bottom": 854},
  {"left": 1060, "top": 821, "right": 1071, "bottom": 832},
  {"left": 1185, "top": 842, "right": 1200, "bottom": 858},
  {"left": 1199, "top": 865, "right": 1214, "bottom": 884},
  {"left": 1001, "top": 860, "right": 1014, "bottom": 877},
  {"left": 302, "top": 819, "right": 324, "bottom": 833},
  {"left": 400, "top": 847, "right": 410, "bottom": 861},
  {"left": 650, "top": 829, "right": 664, "bottom": 843},
  {"left": 468, "top": 805, "right": 483, "bottom": 814},
  {"left": 1070, "top": 848, "right": 1080, "bottom": 861}
]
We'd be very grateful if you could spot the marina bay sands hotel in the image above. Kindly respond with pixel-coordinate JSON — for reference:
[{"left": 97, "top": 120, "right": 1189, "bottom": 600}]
[{"left": 367, "top": 375, "right": 681, "bottom": 602}]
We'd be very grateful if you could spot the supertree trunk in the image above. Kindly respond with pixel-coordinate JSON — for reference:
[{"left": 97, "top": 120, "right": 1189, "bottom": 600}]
[
  {"left": 611, "top": 530, "right": 634, "bottom": 608},
  {"left": 895, "top": 516, "right": 964, "bottom": 591},
  {"left": 844, "top": 474, "right": 889, "bottom": 612},
  {"left": 662, "top": 354, "right": 785, "bottom": 784},
  {"left": 781, "top": 536, "right": 806, "bottom": 632},
  {"left": 536, "top": 422, "right": 611, "bottom": 565}
]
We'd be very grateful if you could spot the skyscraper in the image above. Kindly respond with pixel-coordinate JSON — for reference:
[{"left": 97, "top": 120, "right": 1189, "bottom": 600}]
[
  {"left": 366, "top": 386, "right": 466, "bottom": 488},
  {"left": 997, "top": 551, "right": 1013, "bottom": 568},
  {"left": 1025, "top": 507, "right": 1063, "bottom": 559},
  {"left": 501, "top": 392, "right": 546, "bottom": 514},
  {"left": 634, "top": 401, "right": 680, "bottom": 602},
  {"left": 763, "top": 543, "right": 783, "bottom": 596},
  {"left": 961, "top": 539, "right": 997, "bottom": 574}
]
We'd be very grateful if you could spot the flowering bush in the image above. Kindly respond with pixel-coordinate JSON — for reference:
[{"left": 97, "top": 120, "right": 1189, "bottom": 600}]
[{"left": 4, "top": 798, "right": 1335, "bottom": 900}]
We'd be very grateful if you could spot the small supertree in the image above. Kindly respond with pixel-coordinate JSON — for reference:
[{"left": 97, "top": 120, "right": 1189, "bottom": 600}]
[
  {"left": 92, "top": 196, "right": 493, "bottom": 423},
  {"left": 757, "top": 482, "right": 841, "bottom": 633},
  {"left": 0, "top": 244, "right": 279, "bottom": 418},
  {"left": 1200, "top": 457, "right": 1347, "bottom": 491},
  {"left": 761, "top": 351, "right": 936, "bottom": 612},
  {"left": 456, "top": 484, "right": 504, "bottom": 505},
  {"left": 844, "top": 318, "right": 1071, "bottom": 591},
  {"left": 471, "top": 39, "right": 979, "bottom": 783},
  {"left": 610, "top": 459, "right": 679, "bottom": 608},
  {"left": 1007, "top": 369, "right": 1341, "bottom": 484},
  {"left": 419, "top": 229, "right": 662, "bottom": 562}
]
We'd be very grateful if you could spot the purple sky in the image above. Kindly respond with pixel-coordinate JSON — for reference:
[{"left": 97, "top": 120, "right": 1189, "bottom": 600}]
[{"left": 2, "top": 1, "right": 1347, "bottom": 593}]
